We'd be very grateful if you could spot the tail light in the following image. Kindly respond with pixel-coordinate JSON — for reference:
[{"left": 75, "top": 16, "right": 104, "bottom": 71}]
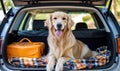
[{"left": 117, "top": 38, "right": 120, "bottom": 54}]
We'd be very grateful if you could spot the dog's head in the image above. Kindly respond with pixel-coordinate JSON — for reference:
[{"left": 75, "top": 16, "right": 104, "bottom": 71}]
[{"left": 45, "top": 12, "right": 74, "bottom": 37}]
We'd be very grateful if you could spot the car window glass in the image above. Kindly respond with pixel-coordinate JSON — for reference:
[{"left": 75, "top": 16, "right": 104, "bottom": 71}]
[
  {"left": 19, "top": 13, "right": 33, "bottom": 30},
  {"left": 70, "top": 13, "right": 96, "bottom": 30},
  {"left": 18, "top": 10, "right": 105, "bottom": 31}
]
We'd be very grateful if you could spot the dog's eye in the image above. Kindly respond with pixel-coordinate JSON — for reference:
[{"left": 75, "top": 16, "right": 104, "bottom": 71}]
[
  {"left": 54, "top": 17, "right": 57, "bottom": 20},
  {"left": 62, "top": 17, "right": 66, "bottom": 20}
]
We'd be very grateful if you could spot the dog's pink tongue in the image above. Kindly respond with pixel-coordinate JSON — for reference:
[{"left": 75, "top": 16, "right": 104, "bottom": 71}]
[{"left": 56, "top": 30, "right": 62, "bottom": 36}]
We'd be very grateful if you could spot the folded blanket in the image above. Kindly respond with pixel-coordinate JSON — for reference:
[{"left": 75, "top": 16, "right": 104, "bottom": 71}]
[
  {"left": 64, "top": 46, "right": 111, "bottom": 70},
  {"left": 8, "top": 46, "right": 111, "bottom": 70}
]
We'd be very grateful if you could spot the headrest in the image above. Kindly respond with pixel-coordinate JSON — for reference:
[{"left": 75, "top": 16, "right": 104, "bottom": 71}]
[
  {"left": 75, "top": 22, "right": 88, "bottom": 30},
  {"left": 33, "top": 20, "right": 47, "bottom": 30}
]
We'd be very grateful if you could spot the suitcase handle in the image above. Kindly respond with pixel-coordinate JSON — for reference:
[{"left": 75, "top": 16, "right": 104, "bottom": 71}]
[{"left": 19, "top": 38, "right": 32, "bottom": 44}]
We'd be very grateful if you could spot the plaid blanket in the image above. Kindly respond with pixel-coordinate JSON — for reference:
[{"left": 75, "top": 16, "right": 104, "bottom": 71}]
[{"left": 8, "top": 46, "right": 111, "bottom": 70}]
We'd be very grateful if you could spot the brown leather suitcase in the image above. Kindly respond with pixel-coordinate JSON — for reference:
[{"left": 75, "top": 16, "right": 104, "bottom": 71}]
[{"left": 7, "top": 38, "right": 45, "bottom": 58}]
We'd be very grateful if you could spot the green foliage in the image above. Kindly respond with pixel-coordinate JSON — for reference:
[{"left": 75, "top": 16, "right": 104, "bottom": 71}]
[
  {"left": 4, "top": 0, "right": 14, "bottom": 11},
  {"left": 35, "top": 14, "right": 49, "bottom": 20},
  {"left": 117, "top": 12, "right": 120, "bottom": 16},
  {"left": 0, "top": 0, "right": 14, "bottom": 11},
  {"left": 82, "top": 15, "right": 91, "bottom": 22}
]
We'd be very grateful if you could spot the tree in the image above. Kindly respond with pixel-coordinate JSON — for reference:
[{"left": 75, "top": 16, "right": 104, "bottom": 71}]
[
  {"left": 112, "top": 0, "right": 120, "bottom": 23},
  {"left": 4, "top": 0, "right": 14, "bottom": 11}
]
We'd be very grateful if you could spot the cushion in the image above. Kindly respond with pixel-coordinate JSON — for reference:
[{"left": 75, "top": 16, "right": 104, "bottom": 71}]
[{"left": 8, "top": 46, "right": 111, "bottom": 70}]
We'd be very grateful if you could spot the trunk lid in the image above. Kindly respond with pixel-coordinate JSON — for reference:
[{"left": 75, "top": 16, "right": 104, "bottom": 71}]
[{"left": 12, "top": 0, "right": 111, "bottom": 6}]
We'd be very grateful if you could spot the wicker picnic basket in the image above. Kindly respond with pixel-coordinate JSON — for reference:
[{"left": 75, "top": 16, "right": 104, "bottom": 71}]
[{"left": 7, "top": 38, "right": 45, "bottom": 58}]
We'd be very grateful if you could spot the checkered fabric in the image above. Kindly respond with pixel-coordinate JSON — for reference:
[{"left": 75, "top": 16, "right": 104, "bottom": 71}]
[
  {"left": 64, "top": 46, "right": 111, "bottom": 70},
  {"left": 8, "top": 46, "right": 111, "bottom": 70},
  {"left": 8, "top": 57, "right": 48, "bottom": 67}
]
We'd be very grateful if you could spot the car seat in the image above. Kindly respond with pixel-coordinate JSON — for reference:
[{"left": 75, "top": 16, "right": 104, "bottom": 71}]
[
  {"left": 33, "top": 20, "right": 47, "bottom": 30},
  {"left": 75, "top": 22, "right": 88, "bottom": 30}
]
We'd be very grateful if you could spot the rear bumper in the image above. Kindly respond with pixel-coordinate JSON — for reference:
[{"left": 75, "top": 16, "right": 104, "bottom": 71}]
[
  {"left": 0, "top": 55, "right": 120, "bottom": 71},
  {"left": 105, "top": 54, "right": 120, "bottom": 71}
]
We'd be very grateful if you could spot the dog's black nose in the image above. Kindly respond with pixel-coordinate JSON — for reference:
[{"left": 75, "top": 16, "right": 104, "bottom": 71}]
[{"left": 57, "top": 24, "right": 62, "bottom": 28}]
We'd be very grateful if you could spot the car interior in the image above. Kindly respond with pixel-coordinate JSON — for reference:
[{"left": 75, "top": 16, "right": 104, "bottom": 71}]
[{"left": 3, "top": 8, "right": 115, "bottom": 70}]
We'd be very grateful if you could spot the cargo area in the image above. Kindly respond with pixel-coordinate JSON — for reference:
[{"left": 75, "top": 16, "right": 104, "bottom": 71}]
[
  {"left": 1, "top": 6, "right": 117, "bottom": 70},
  {"left": 2, "top": 29, "right": 116, "bottom": 70}
]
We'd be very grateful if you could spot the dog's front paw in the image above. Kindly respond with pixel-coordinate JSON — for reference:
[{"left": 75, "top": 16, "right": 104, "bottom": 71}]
[
  {"left": 55, "top": 65, "right": 63, "bottom": 71},
  {"left": 47, "top": 63, "right": 54, "bottom": 71},
  {"left": 46, "top": 55, "right": 56, "bottom": 71},
  {"left": 55, "top": 58, "right": 64, "bottom": 71}
]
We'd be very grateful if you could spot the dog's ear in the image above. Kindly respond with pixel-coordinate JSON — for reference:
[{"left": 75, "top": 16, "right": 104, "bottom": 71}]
[
  {"left": 67, "top": 15, "right": 74, "bottom": 29},
  {"left": 44, "top": 14, "right": 52, "bottom": 28}
]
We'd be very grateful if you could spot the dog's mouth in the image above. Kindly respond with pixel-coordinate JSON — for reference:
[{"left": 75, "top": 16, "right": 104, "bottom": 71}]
[{"left": 55, "top": 29, "right": 64, "bottom": 37}]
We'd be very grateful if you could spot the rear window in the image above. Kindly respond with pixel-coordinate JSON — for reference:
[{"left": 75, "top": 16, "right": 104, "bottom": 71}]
[
  {"left": 23, "top": 13, "right": 95, "bottom": 30},
  {"left": 17, "top": 10, "right": 104, "bottom": 31}
]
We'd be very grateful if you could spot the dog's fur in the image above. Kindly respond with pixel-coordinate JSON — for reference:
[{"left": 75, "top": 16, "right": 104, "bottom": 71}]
[{"left": 45, "top": 12, "right": 98, "bottom": 71}]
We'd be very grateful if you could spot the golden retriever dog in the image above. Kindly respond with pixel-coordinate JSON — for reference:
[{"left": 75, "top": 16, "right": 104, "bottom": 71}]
[{"left": 45, "top": 11, "right": 98, "bottom": 71}]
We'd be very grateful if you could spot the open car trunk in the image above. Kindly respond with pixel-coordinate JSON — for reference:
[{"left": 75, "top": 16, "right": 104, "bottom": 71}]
[
  {"left": 1, "top": 0, "right": 116, "bottom": 70},
  {"left": 2, "top": 29, "right": 115, "bottom": 70}
]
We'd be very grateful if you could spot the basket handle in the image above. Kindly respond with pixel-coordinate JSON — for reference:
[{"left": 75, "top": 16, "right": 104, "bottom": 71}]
[{"left": 19, "top": 38, "right": 32, "bottom": 44}]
